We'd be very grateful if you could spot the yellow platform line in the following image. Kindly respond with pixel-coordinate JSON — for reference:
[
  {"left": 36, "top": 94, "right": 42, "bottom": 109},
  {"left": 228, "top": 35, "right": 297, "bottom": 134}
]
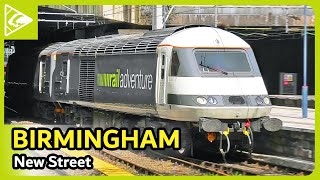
[{"left": 61, "top": 149, "right": 134, "bottom": 176}]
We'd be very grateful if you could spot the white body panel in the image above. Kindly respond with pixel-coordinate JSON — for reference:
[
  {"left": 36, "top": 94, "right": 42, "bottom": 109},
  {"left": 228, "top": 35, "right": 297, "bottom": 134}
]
[
  {"left": 160, "top": 27, "right": 250, "bottom": 48},
  {"left": 156, "top": 77, "right": 271, "bottom": 121},
  {"left": 38, "top": 61, "right": 43, "bottom": 93},
  {"left": 59, "top": 100, "right": 270, "bottom": 122},
  {"left": 66, "top": 59, "right": 70, "bottom": 94},
  {"left": 159, "top": 105, "right": 271, "bottom": 122},
  {"left": 154, "top": 27, "right": 270, "bottom": 121},
  {"left": 167, "top": 77, "right": 268, "bottom": 95},
  {"left": 49, "top": 55, "right": 56, "bottom": 97}
]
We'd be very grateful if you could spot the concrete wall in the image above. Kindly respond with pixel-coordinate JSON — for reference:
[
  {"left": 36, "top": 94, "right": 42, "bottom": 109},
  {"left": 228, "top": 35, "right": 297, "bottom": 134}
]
[
  {"left": 44, "top": 5, "right": 315, "bottom": 27},
  {"left": 103, "top": 5, "right": 140, "bottom": 23},
  {"left": 254, "top": 129, "right": 314, "bottom": 161},
  {"left": 168, "top": 6, "right": 315, "bottom": 27}
]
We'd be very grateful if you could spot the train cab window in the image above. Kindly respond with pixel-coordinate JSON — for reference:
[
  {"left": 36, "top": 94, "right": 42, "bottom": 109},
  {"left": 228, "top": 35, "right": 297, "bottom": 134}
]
[
  {"left": 62, "top": 61, "right": 67, "bottom": 77},
  {"left": 162, "top": 55, "right": 165, "bottom": 66},
  {"left": 161, "top": 69, "right": 165, "bottom": 79},
  {"left": 41, "top": 61, "right": 46, "bottom": 77},
  {"left": 170, "top": 51, "right": 180, "bottom": 76},
  {"left": 161, "top": 54, "right": 165, "bottom": 79}
]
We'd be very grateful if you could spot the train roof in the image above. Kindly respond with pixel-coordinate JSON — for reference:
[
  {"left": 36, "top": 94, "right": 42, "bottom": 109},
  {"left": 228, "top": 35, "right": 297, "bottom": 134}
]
[
  {"left": 159, "top": 27, "right": 250, "bottom": 48},
  {"left": 39, "top": 25, "right": 250, "bottom": 57},
  {"left": 142, "top": 25, "right": 211, "bottom": 36}
]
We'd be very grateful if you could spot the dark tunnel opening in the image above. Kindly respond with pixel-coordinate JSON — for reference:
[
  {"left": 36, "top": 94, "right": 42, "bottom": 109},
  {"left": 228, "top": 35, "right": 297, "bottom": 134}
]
[
  {"left": 5, "top": 41, "right": 43, "bottom": 118},
  {"left": 248, "top": 36, "right": 315, "bottom": 95}
]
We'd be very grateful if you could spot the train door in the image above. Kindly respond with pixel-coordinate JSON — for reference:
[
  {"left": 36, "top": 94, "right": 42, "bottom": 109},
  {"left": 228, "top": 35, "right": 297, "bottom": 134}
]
[
  {"left": 54, "top": 54, "right": 70, "bottom": 95},
  {"left": 48, "top": 54, "right": 57, "bottom": 97},
  {"left": 62, "top": 58, "right": 70, "bottom": 94},
  {"left": 156, "top": 46, "right": 172, "bottom": 105},
  {"left": 39, "top": 56, "right": 50, "bottom": 94}
]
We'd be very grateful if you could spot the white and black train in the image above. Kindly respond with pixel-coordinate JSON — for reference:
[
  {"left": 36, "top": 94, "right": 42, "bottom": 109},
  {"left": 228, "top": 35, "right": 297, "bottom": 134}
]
[{"left": 33, "top": 25, "right": 282, "bottom": 157}]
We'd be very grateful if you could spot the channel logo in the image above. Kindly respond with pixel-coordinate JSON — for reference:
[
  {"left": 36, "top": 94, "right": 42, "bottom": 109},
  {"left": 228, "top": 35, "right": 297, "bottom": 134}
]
[{"left": 4, "top": 4, "right": 33, "bottom": 36}]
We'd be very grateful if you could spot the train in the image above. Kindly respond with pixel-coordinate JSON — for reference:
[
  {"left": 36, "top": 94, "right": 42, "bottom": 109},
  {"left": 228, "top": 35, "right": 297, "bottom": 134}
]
[{"left": 32, "top": 25, "right": 283, "bottom": 157}]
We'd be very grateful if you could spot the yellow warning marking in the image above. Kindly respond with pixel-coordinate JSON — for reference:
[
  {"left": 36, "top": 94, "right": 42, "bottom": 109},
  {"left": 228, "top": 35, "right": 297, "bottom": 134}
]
[{"left": 61, "top": 149, "right": 134, "bottom": 176}]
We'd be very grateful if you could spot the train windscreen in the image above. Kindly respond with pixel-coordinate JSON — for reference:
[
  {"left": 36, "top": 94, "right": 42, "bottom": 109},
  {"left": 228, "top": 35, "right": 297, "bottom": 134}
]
[{"left": 194, "top": 50, "right": 251, "bottom": 73}]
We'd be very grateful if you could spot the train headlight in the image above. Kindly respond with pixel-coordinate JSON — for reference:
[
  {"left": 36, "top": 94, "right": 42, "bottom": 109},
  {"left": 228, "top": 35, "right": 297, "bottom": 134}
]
[
  {"left": 263, "top": 97, "right": 270, "bottom": 105},
  {"left": 208, "top": 97, "right": 218, "bottom": 105},
  {"left": 196, "top": 97, "right": 207, "bottom": 105},
  {"left": 255, "top": 96, "right": 263, "bottom": 105}
]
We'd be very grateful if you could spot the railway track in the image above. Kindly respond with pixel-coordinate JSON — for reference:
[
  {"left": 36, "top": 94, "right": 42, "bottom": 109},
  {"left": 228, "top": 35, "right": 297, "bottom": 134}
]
[
  {"left": 95, "top": 150, "right": 162, "bottom": 175},
  {"left": 147, "top": 151, "right": 311, "bottom": 176},
  {"left": 186, "top": 157, "right": 311, "bottom": 175},
  {"left": 196, "top": 158, "right": 307, "bottom": 175},
  {"left": 245, "top": 157, "right": 312, "bottom": 175},
  {"left": 92, "top": 149, "right": 226, "bottom": 175},
  {"left": 147, "top": 151, "right": 229, "bottom": 175}
]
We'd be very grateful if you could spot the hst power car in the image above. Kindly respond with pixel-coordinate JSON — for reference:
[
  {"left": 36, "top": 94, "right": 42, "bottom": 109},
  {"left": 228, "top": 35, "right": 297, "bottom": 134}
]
[{"left": 33, "top": 25, "right": 282, "bottom": 157}]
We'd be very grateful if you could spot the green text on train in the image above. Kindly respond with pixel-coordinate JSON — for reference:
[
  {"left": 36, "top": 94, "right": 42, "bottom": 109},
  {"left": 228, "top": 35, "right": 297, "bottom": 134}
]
[{"left": 97, "top": 69, "right": 153, "bottom": 90}]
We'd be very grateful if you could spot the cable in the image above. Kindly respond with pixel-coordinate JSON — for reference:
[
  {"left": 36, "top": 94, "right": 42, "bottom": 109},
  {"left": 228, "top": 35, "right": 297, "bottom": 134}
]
[{"left": 219, "top": 131, "right": 230, "bottom": 163}]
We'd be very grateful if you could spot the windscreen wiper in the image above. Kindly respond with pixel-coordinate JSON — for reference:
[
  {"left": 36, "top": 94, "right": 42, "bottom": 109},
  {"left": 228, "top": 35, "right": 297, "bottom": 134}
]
[{"left": 198, "top": 64, "right": 228, "bottom": 75}]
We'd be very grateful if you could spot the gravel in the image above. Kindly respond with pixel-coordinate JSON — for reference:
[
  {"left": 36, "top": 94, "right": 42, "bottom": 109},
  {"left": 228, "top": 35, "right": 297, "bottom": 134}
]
[{"left": 89, "top": 149, "right": 205, "bottom": 176}]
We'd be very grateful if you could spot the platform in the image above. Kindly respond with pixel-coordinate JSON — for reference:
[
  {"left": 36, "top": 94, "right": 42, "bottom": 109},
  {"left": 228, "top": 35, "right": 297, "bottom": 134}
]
[
  {"left": 270, "top": 95, "right": 315, "bottom": 109},
  {"left": 269, "top": 105, "right": 315, "bottom": 133},
  {"left": 251, "top": 152, "right": 314, "bottom": 172}
]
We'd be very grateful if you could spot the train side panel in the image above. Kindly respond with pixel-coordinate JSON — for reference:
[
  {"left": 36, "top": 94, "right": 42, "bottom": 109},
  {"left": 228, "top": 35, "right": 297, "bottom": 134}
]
[{"left": 88, "top": 54, "right": 157, "bottom": 105}]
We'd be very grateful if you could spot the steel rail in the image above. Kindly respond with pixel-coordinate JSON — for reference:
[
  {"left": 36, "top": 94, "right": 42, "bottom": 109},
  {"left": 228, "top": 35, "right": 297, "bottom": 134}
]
[{"left": 148, "top": 151, "right": 229, "bottom": 176}]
